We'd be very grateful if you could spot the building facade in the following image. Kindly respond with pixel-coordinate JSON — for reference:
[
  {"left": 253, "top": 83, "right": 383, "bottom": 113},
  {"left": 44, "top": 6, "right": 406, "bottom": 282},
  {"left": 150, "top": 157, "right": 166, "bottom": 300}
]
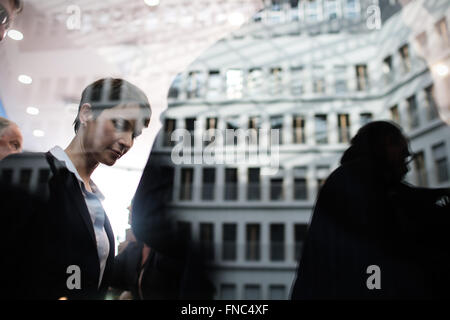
[{"left": 152, "top": 0, "right": 450, "bottom": 300}]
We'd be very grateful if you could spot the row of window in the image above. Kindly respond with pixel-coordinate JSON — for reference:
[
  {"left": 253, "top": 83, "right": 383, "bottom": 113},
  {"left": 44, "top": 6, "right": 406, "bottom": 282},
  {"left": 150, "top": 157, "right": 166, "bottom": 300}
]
[
  {"left": 162, "top": 165, "right": 329, "bottom": 203},
  {"left": 3, "top": 139, "right": 447, "bottom": 210},
  {"left": 168, "top": 40, "right": 417, "bottom": 100},
  {"left": 178, "top": 221, "right": 308, "bottom": 263},
  {"left": 219, "top": 282, "right": 288, "bottom": 300},
  {"left": 253, "top": 0, "right": 363, "bottom": 24},
  {"left": 164, "top": 83, "right": 439, "bottom": 151},
  {"left": 161, "top": 137, "right": 449, "bottom": 205},
  {"left": 168, "top": 64, "right": 371, "bottom": 100},
  {"left": 163, "top": 112, "right": 372, "bottom": 148},
  {"left": 5, "top": 137, "right": 447, "bottom": 209}
]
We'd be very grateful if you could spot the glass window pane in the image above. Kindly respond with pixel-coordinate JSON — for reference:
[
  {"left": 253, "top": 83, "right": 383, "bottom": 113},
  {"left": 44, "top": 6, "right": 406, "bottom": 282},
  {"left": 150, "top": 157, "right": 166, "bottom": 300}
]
[
  {"left": 180, "top": 168, "right": 193, "bottom": 200},
  {"left": 226, "top": 69, "right": 243, "bottom": 99},
  {"left": 407, "top": 95, "right": 419, "bottom": 129},
  {"left": 338, "top": 114, "right": 351, "bottom": 143},
  {"left": 207, "top": 70, "right": 222, "bottom": 98},
  {"left": 270, "top": 178, "right": 284, "bottom": 200},
  {"left": 270, "top": 224, "right": 285, "bottom": 261},
  {"left": 225, "top": 168, "right": 238, "bottom": 200},
  {"left": 290, "top": 66, "right": 303, "bottom": 95},
  {"left": 248, "top": 68, "right": 264, "bottom": 95},
  {"left": 220, "top": 284, "right": 236, "bottom": 299},
  {"left": 223, "top": 224, "right": 237, "bottom": 261},
  {"left": 315, "top": 115, "right": 328, "bottom": 144},
  {"left": 244, "top": 284, "right": 261, "bottom": 300},
  {"left": 248, "top": 168, "right": 261, "bottom": 200},
  {"left": 246, "top": 224, "right": 260, "bottom": 261},
  {"left": 202, "top": 168, "right": 216, "bottom": 201},
  {"left": 293, "top": 115, "right": 305, "bottom": 144},
  {"left": 269, "top": 285, "right": 286, "bottom": 300}
]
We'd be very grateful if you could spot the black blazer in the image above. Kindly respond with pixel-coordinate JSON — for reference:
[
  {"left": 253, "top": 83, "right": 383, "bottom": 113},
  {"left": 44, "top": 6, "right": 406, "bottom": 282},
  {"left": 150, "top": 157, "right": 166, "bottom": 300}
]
[{"left": 0, "top": 152, "right": 115, "bottom": 300}]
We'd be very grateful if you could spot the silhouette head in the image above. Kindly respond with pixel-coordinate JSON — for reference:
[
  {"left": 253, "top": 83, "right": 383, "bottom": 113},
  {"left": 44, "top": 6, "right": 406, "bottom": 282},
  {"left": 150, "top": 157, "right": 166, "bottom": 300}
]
[{"left": 341, "top": 121, "right": 412, "bottom": 184}]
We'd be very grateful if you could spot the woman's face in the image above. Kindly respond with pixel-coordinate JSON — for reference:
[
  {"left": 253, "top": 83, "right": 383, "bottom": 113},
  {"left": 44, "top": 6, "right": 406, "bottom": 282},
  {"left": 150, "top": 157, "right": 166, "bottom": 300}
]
[{"left": 82, "top": 103, "right": 146, "bottom": 166}]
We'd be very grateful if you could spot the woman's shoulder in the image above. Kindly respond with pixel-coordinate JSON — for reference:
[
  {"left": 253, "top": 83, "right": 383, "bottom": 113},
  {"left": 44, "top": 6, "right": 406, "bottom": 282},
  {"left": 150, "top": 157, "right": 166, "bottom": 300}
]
[
  {"left": 0, "top": 152, "right": 54, "bottom": 195},
  {"left": 0, "top": 151, "right": 50, "bottom": 169}
]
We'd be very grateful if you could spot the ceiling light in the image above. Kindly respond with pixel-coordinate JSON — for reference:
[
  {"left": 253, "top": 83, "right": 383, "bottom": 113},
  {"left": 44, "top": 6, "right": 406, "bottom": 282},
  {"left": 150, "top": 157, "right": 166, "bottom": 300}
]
[
  {"left": 433, "top": 63, "right": 449, "bottom": 77},
  {"left": 144, "top": 0, "right": 160, "bottom": 6},
  {"left": 33, "top": 129, "right": 45, "bottom": 137},
  {"left": 26, "top": 107, "right": 39, "bottom": 115},
  {"left": 18, "top": 74, "right": 32, "bottom": 84},
  {"left": 7, "top": 29, "right": 23, "bottom": 41}
]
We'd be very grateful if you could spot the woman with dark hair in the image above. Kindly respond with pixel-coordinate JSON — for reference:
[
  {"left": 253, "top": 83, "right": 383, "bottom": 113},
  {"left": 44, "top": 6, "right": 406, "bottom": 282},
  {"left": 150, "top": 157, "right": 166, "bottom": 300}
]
[
  {"left": 291, "top": 121, "right": 450, "bottom": 299},
  {"left": 0, "top": 78, "right": 151, "bottom": 299}
]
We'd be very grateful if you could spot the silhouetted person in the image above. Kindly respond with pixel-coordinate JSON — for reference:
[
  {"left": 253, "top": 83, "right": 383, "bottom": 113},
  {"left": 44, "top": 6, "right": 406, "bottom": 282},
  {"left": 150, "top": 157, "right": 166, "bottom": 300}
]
[
  {"left": 291, "top": 121, "right": 450, "bottom": 299},
  {"left": 131, "top": 135, "right": 215, "bottom": 300},
  {"left": 110, "top": 203, "right": 185, "bottom": 300}
]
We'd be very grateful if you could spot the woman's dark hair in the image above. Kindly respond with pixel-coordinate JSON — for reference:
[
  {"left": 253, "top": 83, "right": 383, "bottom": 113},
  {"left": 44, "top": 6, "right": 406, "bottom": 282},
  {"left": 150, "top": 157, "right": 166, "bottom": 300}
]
[
  {"left": 10, "top": 0, "right": 23, "bottom": 13},
  {"left": 73, "top": 78, "right": 151, "bottom": 134},
  {"left": 340, "top": 120, "right": 407, "bottom": 165}
]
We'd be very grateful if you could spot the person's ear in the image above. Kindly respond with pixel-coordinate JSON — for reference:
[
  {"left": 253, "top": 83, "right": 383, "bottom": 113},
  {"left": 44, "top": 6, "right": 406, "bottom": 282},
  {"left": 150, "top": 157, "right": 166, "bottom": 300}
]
[{"left": 79, "top": 103, "right": 93, "bottom": 127}]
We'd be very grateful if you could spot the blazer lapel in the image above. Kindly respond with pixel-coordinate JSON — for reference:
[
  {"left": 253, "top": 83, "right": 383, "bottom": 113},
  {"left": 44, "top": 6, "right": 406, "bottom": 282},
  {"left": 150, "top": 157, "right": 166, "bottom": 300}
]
[
  {"left": 46, "top": 152, "right": 97, "bottom": 248},
  {"left": 52, "top": 163, "right": 97, "bottom": 247}
]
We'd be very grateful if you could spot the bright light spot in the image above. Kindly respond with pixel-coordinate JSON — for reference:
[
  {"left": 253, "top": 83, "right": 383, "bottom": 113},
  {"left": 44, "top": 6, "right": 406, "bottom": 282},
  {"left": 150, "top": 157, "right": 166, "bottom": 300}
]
[
  {"left": 26, "top": 107, "right": 40, "bottom": 115},
  {"left": 92, "top": 166, "right": 143, "bottom": 251},
  {"left": 433, "top": 63, "right": 449, "bottom": 77},
  {"left": 33, "top": 129, "right": 45, "bottom": 137},
  {"left": 144, "top": 0, "right": 160, "bottom": 6},
  {"left": 18, "top": 74, "right": 32, "bottom": 84},
  {"left": 228, "top": 12, "right": 246, "bottom": 27},
  {"left": 7, "top": 29, "right": 23, "bottom": 41}
]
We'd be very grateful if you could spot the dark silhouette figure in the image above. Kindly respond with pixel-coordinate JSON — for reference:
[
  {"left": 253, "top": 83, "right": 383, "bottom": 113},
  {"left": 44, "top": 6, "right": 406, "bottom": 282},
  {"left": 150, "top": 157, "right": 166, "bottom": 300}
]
[
  {"left": 291, "top": 121, "right": 450, "bottom": 299},
  {"left": 130, "top": 144, "right": 215, "bottom": 299},
  {"left": 110, "top": 202, "right": 191, "bottom": 300}
]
